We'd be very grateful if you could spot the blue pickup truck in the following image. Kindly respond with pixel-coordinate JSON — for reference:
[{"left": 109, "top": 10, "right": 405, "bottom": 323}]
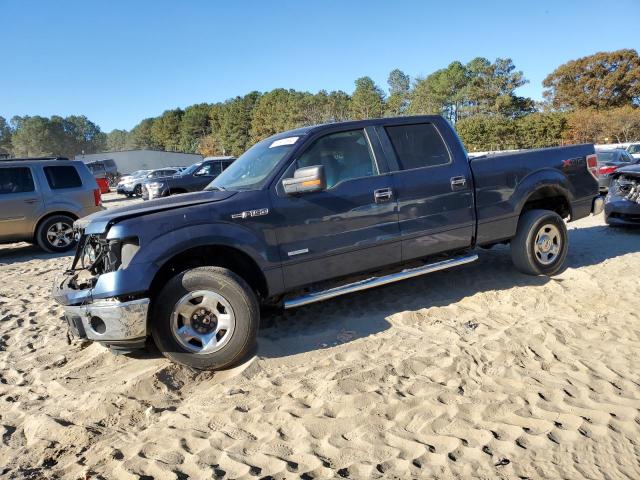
[{"left": 53, "top": 116, "right": 602, "bottom": 370}]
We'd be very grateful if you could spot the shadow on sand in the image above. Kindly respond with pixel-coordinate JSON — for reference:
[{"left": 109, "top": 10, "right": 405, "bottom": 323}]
[
  {"left": 257, "top": 224, "right": 639, "bottom": 359},
  {"left": 3, "top": 222, "right": 638, "bottom": 365}
]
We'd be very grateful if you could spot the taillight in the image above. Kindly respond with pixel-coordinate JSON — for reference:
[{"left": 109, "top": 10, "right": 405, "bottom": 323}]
[
  {"left": 598, "top": 165, "right": 618, "bottom": 176},
  {"left": 93, "top": 188, "right": 102, "bottom": 206},
  {"left": 586, "top": 153, "right": 599, "bottom": 180}
]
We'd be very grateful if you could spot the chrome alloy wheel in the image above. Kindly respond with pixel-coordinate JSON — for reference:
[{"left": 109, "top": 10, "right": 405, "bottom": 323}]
[
  {"left": 534, "top": 223, "right": 561, "bottom": 265},
  {"left": 170, "top": 290, "right": 235, "bottom": 354},
  {"left": 46, "top": 221, "right": 74, "bottom": 248}
]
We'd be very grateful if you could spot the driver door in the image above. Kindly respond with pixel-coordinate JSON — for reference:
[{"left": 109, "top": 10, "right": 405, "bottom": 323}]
[{"left": 270, "top": 127, "right": 401, "bottom": 289}]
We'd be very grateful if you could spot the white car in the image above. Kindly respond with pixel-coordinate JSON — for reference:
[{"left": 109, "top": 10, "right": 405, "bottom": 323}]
[
  {"left": 627, "top": 143, "right": 640, "bottom": 160},
  {"left": 116, "top": 170, "right": 152, "bottom": 197}
]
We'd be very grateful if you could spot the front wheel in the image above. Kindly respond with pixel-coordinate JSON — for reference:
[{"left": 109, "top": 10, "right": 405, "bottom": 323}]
[
  {"left": 133, "top": 184, "right": 142, "bottom": 197},
  {"left": 510, "top": 209, "right": 568, "bottom": 276},
  {"left": 151, "top": 267, "right": 259, "bottom": 370}
]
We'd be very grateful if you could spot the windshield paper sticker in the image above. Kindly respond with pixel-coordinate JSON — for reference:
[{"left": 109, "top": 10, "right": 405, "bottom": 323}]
[{"left": 269, "top": 137, "right": 299, "bottom": 148}]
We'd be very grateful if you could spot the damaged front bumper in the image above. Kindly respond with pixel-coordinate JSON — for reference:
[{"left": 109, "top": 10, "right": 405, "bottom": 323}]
[
  {"left": 53, "top": 270, "right": 150, "bottom": 349},
  {"left": 63, "top": 298, "right": 149, "bottom": 347}
]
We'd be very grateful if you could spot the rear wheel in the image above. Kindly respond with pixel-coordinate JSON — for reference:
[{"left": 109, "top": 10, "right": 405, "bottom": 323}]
[
  {"left": 36, "top": 215, "right": 76, "bottom": 253},
  {"left": 510, "top": 209, "right": 568, "bottom": 276},
  {"left": 151, "top": 267, "right": 259, "bottom": 370}
]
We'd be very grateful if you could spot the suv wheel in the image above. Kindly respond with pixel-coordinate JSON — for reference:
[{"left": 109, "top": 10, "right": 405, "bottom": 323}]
[
  {"left": 151, "top": 266, "right": 259, "bottom": 370},
  {"left": 510, "top": 209, "right": 568, "bottom": 276},
  {"left": 36, "top": 215, "right": 77, "bottom": 253}
]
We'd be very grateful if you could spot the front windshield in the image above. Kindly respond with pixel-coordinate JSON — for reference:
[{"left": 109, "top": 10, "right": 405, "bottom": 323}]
[
  {"left": 206, "top": 136, "right": 300, "bottom": 191},
  {"left": 628, "top": 145, "right": 640, "bottom": 154},
  {"left": 179, "top": 163, "right": 202, "bottom": 176}
]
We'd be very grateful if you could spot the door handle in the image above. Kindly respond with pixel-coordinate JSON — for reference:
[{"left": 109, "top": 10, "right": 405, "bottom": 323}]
[
  {"left": 374, "top": 187, "right": 393, "bottom": 203},
  {"left": 450, "top": 176, "right": 467, "bottom": 191},
  {"left": 23, "top": 198, "right": 39, "bottom": 204}
]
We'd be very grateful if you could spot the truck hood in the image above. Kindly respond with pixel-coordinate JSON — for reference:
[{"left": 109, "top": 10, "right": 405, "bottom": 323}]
[{"left": 77, "top": 190, "right": 237, "bottom": 234}]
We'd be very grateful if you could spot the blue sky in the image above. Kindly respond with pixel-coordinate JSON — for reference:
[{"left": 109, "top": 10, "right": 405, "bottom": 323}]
[{"left": 2, "top": 0, "right": 638, "bottom": 132}]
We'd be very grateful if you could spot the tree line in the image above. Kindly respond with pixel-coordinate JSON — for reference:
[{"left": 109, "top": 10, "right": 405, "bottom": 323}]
[{"left": 1, "top": 49, "right": 638, "bottom": 159}]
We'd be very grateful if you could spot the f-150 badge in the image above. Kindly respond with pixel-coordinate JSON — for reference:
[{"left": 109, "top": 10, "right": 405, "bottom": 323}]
[{"left": 231, "top": 208, "right": 269, "bottom": 219}]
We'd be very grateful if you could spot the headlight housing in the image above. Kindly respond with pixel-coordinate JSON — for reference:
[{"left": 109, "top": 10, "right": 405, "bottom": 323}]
[{"left": 76, "top": 235, "right": 139, "bottom": 274}]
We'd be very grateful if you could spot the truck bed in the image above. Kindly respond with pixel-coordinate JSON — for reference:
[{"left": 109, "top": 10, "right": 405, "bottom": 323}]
[{"left": 469, "top": 144, "right": 598, "bottom": 246}]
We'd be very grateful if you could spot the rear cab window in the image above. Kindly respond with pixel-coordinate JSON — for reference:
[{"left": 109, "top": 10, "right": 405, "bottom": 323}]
[
  {"left": 43, "top": 165, "right": 82, "bottom": 189},
  {"left": 385, "top": 123, "right": 450, "bottom": 170},
  {"left": 0, "top": 167, "right": 35, "bottom": 194}
]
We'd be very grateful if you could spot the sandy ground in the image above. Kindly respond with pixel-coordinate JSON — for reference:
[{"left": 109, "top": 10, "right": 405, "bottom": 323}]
[{"left": 1, "top": 192, "right": 639, "bottom": 479}]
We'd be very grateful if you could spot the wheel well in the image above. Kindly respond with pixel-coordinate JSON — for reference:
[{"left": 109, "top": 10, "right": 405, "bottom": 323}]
[
  {"left": 520, "top": 187, "right": 571, "bottom": 219},
  {"left": 149, "top": 245, "right": 268, "bottom": 300},
  {"left": 33, "top": 211, "right": 79, "bottom": 239}
]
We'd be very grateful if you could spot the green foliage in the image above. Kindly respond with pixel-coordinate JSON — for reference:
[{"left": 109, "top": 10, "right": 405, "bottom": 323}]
[
  {"left": 106, "top": 129, "right": 128, "bottom": 151},
  {"left": 151, "top": 109, "right": 184, "bottom": 151},
  {"left": 179, "top": 104, "right": 212, "bottom": 153},
  {"left": 219, "top": 92, "right": 261, "bottom": 157},
  {"left": 128, "top": 118, "right": 159, "bottom": 150},
  {"left": 250, "top": 89, "right": 308, "bottom": 143},
  {"left": 350, "top": 77, "right": 385, "bottom": 120},
  {"left": 9, "top": 115, "right": 105, "bottom": 157},
  {"left": 385, "top": 69, "right": 411, "bottom": 116},
  {"left": 543, "top": 49, "right": 640, "bottom": 110},
  {"left": 410, "top": 58, "right": 532, "bottom": 122},
  {"left": 0, "top": 116, "right": 12, "bottom": 155}
]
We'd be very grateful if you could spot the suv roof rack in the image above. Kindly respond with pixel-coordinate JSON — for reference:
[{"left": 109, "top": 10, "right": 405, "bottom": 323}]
[{"left": 0, "top": 156, "right": 70, "bottom": 162}]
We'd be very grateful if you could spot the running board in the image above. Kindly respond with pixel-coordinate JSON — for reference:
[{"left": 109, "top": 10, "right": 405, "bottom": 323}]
[{"left": 284, "top": 253, "right": 478, "bottom": 310}]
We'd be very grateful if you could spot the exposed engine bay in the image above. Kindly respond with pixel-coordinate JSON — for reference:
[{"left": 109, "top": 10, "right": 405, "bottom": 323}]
[
  {"left": 611, "top": 174, "right": 640, "bottom": 204},
  {"left": 65, "top": 230, "right": 140, "bottom": 290}
]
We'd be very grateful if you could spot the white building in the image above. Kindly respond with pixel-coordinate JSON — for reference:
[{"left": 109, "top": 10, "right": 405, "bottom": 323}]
[{"left": 76, "top": 149, "right": 203, "bottom": 175}]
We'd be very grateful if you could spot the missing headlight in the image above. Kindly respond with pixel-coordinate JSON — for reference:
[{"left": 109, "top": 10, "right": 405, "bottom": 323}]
[
  {"left": 78, "top": 236, "right": 139, "bottom": 274},
  {"left": 120, "top": 239, "right": 140, "bottom": 269}
]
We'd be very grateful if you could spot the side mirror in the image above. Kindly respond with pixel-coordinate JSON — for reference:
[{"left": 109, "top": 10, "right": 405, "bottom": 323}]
[{"left": 282, "top": 165, "right": 326, "bottom": 195}]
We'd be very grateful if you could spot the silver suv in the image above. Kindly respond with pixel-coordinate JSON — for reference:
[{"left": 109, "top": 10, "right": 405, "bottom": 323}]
[{"left": 0, "top": 157, "right": 103, "bottom": 252}]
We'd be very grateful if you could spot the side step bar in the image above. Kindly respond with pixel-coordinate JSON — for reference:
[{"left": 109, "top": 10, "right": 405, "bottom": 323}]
[{"left": 284, "top": 253, "right": 478, "bottom": 310}]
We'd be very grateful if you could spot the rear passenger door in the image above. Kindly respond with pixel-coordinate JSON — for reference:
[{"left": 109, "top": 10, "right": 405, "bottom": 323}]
[
  {"left": 0, "top": 166, "right": 43, "bottom": 241},
  {"left": 378, "top": 122, "right": 474, "bottom": 261}
]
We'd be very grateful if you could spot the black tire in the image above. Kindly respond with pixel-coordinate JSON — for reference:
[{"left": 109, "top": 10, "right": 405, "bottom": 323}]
[
  {"left": 510, "top": 209, "right": 568, "bottom": 276},
  {"left": 134, "top": 184, "right": 142, "bottom": 197},
  {"left": 151, "top": 266, "right": 259, "bottom": 370},
  {"left": 36, "top": 214, "right": 77, "bottom": 253}
]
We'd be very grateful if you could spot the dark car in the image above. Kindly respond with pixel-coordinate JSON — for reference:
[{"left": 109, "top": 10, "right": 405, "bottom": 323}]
[
  {"left": 142, "top": 157, "right": 235, "bottom": 200},
  {"left": 605, "top": 164, "right": 640, "bottom": 226},
  {"left": 595, "top": 149, "right": 638, "bottom": 193},
  {"left": 53, "top": 116, "right": 601, "bottom": 370}
]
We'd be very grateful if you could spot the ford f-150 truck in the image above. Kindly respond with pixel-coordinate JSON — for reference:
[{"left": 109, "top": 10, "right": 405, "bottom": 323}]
[{"left": 52, "top": 116, "right": 603, "bottom": 370}]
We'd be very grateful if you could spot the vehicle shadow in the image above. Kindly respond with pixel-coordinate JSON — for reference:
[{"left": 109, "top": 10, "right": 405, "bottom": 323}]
[
  {"left": 0, "top": 242, "right": 71, "bottom": 263},
  {"left": 257, "top": 224, "right": 639, "bottom": 359}
]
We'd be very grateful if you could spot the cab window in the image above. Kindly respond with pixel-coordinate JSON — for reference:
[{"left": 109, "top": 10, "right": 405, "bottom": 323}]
[
  {"left": 385, "top": 123, "right": 450, "bottom": 170},
  {"left": 0, "top": 167, "right": 35, "bottom": 194},
  {"left": 296, "top": 129, "right": 378, "bottom": 188}
]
